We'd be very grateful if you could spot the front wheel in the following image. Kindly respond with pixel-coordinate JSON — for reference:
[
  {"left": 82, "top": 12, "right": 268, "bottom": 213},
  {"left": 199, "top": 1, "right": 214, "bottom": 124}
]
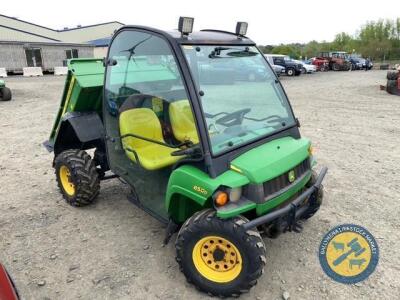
[
  {"left": 0, "top": 87, "right": 12, "bottom": 101},
  {"left": 54, "top": 149, "right": 100, "bottom": 206},
  {"left": 175, "top": 210, "right": 266, "bottom": 297},
  {"left": 286, "top": 68, "right": 295, "bottom": 76}
]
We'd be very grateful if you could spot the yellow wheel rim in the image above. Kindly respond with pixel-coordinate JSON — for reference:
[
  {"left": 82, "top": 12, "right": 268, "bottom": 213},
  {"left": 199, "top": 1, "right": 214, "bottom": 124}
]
[
  {"left": 59, "top": 165, "right": 75, "bottom": 196},
  {"left": 192, "top": 236, "right": 242, "bottom": 283}
]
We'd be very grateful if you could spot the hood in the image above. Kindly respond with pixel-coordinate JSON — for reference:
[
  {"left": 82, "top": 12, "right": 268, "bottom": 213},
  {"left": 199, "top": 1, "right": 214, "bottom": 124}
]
[{"left": 230, "top": 136, "right": 310, "bottom": 184}]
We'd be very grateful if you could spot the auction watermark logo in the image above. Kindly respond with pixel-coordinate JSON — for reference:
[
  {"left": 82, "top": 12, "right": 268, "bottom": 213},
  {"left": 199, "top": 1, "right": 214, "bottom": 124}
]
[{"left": 319, "top": 224, "right": 379, "bottom": 284}]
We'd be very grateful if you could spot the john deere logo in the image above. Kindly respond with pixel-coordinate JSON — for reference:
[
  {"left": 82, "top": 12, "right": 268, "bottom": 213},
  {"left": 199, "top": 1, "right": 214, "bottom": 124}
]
[
  {"left": 288, "top": 170, "right": 296, "bottom": 183},
  {"left": 319, "top": 224, "right": 379, "bottom": 284}
]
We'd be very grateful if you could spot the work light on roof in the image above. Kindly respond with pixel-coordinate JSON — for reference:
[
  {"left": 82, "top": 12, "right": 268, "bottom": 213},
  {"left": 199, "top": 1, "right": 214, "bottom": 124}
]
[
  {"left": 178, "top": 17, "right": 194, "bottom": 36},
  {"left": 235, "top": 22, "right": 248, "bottom": 36}
]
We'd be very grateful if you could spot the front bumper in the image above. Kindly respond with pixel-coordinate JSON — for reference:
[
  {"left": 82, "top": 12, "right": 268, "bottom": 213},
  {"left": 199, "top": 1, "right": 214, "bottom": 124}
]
[{"left": 242, "top": 166, "right": 328, "bottom": 230}]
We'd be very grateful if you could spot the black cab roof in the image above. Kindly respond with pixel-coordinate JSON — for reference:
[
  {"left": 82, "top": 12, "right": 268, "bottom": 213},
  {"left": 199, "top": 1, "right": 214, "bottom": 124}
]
[
  {"left": 167, "top": 29, "right": 255, "bottom": 45},
  {"left": 118, "top": 25, "right": 255, "bottom": 46}
]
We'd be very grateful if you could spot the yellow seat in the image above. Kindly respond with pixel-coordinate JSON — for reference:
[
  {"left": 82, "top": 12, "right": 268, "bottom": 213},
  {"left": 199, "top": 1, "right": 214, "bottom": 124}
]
[
  {"left": 169, "top": 100, "right": 199, "bottom": 144},
  {"left": 119, "top": 108, "right": 181, "bottom": 170}
]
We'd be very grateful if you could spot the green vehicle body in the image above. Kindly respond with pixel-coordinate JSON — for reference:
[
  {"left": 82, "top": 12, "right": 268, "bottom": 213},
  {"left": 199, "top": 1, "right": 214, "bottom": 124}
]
[
  {"left": 48, "top": 58, "right": 316, "bottom": 224},
  {"left": 0, "top": 80, "right": 5, "bottom": 88}
]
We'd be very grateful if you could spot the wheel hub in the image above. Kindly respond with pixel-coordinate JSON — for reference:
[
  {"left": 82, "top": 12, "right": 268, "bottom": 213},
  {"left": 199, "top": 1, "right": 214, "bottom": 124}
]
[
  {"left": 59, "top": 165, "right": 75, "bottom": 196},
  {"left": 212, "top": 248, "right": 225, "bottom": 261},
  {"left": 192, "top": 236, "right": 242, "bottom": 283}
]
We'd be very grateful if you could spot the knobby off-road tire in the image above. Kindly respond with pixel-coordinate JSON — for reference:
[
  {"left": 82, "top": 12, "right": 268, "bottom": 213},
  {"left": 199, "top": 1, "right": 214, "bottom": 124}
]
[
  {"left": 54, "top": 149, "right": 100, "bottom": 206},
  {"left": 0, "top": 87, "right": 12, "bottom": 101},
  {"left": 332, "top": 63, "right": 341, "bottom": 71},
  {"left": 175, "top": 209, "right": 266, "bottom": 297},
  {"left": 387, "top": 80, "right": 400, "bottom": 96},
  {"left": 387, "top": 71, "right": 398, "bottom": 80}
]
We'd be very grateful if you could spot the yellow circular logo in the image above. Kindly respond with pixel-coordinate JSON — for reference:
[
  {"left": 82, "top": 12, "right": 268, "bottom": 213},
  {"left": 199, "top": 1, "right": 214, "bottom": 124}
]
[
  {"left": 288, "top": 170, "right": 296, "bottom": 183},
  {"left": 319, "top": 224, "right": 379, "bottom": 284}
]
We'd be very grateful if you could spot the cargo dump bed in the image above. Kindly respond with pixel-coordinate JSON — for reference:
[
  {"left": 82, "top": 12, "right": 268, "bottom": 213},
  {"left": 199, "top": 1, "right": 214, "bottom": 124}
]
[{"left": 48, "top": 58, "right": 105, "bottom": 148}]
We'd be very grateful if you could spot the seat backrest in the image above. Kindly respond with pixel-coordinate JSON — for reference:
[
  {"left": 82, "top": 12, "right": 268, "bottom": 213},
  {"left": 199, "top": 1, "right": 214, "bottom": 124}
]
[
  {"left": 119, "top": 108, "right": 164, "bottom": 149},
  {"left": 169, "top": 100, "right": 198, "bottom": 143}
]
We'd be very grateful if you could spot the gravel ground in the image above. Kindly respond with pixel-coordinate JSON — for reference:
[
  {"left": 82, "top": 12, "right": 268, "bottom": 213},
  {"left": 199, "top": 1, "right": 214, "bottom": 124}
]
[{"left": 0, "top": 70, "right": 399, "bottom": 299}]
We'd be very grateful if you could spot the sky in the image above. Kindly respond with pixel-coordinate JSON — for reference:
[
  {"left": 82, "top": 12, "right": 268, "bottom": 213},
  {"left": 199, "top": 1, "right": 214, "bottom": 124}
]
[{"left": 3, "top": 0, "right": 400, "bottom": 45}]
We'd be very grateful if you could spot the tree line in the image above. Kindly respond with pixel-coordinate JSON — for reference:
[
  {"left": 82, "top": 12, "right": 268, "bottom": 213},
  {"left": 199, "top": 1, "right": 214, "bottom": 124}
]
[{"left": 259, "top": 18, "right": 400, "bottom": 61}]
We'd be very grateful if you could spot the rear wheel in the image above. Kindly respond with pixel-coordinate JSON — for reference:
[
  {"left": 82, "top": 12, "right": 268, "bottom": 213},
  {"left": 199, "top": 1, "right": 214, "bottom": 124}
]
[
  {"left": 54, "top": 149, "right": 100, "bottom": 206},
  {"left": 0, "top": 87, "right": 12, "bottom": 101},
  {"left": 301, "top": 67, "right": 306, "bottom": 74},
  {"left": 176, "top": 209, "right": 266, "bottom": 297},
  {"left": 333, "top": 63, "right": 340, "bottom": 71}
]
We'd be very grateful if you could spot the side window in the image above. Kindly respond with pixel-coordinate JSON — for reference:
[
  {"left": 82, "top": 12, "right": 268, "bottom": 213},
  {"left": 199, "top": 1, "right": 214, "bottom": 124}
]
[{"left": 104, "top": 30, "right": 198, "bottom": 170}]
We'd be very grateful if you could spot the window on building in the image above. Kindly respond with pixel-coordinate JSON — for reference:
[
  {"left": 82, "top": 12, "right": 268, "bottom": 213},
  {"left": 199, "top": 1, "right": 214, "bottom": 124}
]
[
  {"left": 66, "top": 49, "right": 79, "bottom": 59},
  {"left": 25, "top": 48, "right": 43, "bottom": 67}
]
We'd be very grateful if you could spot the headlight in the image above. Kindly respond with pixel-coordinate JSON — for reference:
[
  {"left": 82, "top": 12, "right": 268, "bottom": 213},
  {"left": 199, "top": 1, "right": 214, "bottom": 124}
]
[
  {"left": 229, "top": 187, "right": 242, "bottom": 202},
  {"left": 308, "top": 144, "right": 315, "bottom": 156},
  {"left": 213, "top": 187, "right": 242, "bottom": 207}
]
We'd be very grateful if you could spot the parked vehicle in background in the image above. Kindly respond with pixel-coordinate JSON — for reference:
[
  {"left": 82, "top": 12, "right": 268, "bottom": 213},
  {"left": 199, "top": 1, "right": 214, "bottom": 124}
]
[
  {"left": 272, "top": 64, "right": 285, "bottom": 76},
  {"left": 318, "top": 51, "right": 351, "bottom": 71},
  {"left": 265, "top": 54, "right": 302, "bottom": 76},
  {"left": 264, "top": 55, "right": 285, "bottom": 76},
  {"left": 292, "top": 59, "right": 316, "bottom": 74},
  {"left": 348, "top": 57, "right": 363, "bottom": 70},
  {"left": 307, "top": 57, "right": 329, "bottom": 71},
  {"left": 199, "top": 58, "right": 268, "bottom": 83},
  {"left": 361, "top": 58, "right": 373, "bottom": 70}
]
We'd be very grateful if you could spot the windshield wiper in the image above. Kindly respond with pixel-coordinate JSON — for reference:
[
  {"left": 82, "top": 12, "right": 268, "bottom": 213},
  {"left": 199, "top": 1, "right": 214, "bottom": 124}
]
[{"left": 208, "top": 46, "right": 251, "bottom": 58}]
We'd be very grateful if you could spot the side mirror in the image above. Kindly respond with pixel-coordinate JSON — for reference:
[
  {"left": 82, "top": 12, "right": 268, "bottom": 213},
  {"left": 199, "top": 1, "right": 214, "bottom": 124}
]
[
  {"left": 296, "top": 118, "right": 301, "bottom": 128},
  {"left": 103, "top": 58, "right": 117, "bottom": 67}
]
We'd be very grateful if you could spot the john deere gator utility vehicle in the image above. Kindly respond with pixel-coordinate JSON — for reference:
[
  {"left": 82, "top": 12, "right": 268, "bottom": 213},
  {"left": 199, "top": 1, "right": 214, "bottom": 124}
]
[
  {"left": 45, "top": 18, "right": 327, "bottom": 297},
  {"left": 0, "top": 80, "right": 12, "bottom": 101}
]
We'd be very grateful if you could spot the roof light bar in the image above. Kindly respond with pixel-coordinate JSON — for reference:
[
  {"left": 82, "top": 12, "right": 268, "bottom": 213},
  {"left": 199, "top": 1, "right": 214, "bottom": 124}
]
[{"left": 178, "top": 17, "right": 194, "bottom": 36}]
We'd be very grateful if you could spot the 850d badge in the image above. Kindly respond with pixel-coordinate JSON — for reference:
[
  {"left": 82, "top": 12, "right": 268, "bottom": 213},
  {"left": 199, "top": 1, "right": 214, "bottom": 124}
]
[{"left": 319, "top": 224, "right": 379, "bottom": 284}]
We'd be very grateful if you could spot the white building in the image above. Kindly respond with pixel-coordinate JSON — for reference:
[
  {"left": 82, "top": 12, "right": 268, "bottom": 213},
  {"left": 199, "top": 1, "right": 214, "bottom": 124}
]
[{"left": 0, "top": 14, "right": 123, "bottom": 73}]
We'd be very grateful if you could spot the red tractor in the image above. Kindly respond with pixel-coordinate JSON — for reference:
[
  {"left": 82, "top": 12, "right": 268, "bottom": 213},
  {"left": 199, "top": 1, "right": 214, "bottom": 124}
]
[
  {"left": 308, "top": 57, "right": 329, "bottom": 71},
  {"left": 318, "top": 51, "right": 351, "bottom": 71}
]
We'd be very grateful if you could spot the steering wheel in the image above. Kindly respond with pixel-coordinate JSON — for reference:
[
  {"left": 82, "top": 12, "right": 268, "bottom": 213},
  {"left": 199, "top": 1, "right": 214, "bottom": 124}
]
[{"left": 215, "top": 108, "right": 251, "bottom": 127}]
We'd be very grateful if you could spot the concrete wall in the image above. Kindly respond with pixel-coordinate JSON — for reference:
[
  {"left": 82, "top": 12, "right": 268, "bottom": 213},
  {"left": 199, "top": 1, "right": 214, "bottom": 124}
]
[
  {"left": 93, "top": 46, "right": 108, "bottom": 58},
  {"left": 0, "top": 43, "right": 94, "bottom": 72}
]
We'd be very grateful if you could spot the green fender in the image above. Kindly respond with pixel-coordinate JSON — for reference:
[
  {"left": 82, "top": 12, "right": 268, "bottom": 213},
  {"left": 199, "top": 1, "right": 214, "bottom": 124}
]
[{"left": 166, "top": 165, "right": 249, "bottom": 223}]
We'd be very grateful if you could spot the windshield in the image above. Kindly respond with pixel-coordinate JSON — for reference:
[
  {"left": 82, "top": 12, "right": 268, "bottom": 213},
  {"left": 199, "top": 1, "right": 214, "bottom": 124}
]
[{"left": 182, "top": 45, "right": 296, "bottom": 155}]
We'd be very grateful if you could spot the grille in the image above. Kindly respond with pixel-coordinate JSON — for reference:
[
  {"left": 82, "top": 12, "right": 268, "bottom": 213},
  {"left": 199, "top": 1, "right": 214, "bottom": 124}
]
[{"left": 263, "top": 158, "right": 310, "bottom": 199}]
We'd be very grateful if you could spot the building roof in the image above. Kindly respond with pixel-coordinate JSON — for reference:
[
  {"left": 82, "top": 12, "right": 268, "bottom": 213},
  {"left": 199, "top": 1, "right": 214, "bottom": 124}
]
[
  {"left": 87, "top": 37, "right": 111, "bottom": 47},
  {"left": 0, "top": 14, "right": 123, "bottom": 45},
  {"left": 0, "top": 25, "right": 60, "bottom": 43}
]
